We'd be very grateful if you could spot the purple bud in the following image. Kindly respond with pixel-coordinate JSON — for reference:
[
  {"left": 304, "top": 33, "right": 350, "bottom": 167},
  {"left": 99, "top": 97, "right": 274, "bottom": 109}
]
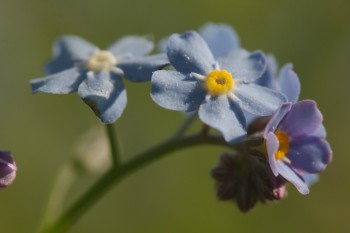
[
  {"left": 272, "top": 178, "right": 287, "bottom": 200},
  {"left": 0, "top": 151, "right": 17, "bottom": 188}
]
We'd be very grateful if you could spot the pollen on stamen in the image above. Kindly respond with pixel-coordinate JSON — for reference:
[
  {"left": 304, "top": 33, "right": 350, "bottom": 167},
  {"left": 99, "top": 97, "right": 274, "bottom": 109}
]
[
  {"left": 86, "top": 50, "right": 117, "bottom": 72},
  {"left": 274, "top": 130, "right": 289, "bottom": 160},
  {"left": 204, "top": 70, "right": 234, "bottom": 96}
]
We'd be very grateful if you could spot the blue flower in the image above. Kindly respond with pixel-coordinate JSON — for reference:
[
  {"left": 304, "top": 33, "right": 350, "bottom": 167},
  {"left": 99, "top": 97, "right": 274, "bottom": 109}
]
[
  {"left": 30, "top": 35, "right": 169, "bottom": 124},
  {"left": 151, "top": 31, "right": 286, "bottom": 143},
  {"left": 0, "top": 151, "right": 16, "bottom": 189},
  {"left": 264, "top": 100, "right": 332, "bottom": 194}
]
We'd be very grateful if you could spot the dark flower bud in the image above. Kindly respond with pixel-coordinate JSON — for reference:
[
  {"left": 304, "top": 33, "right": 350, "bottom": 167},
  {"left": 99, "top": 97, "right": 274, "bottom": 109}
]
[
  {"left": 247, "top": 116, "right": 271, "bottom": 136},
  {"left": 0, "top": 151, "right": 17, "bottom": 188},
  {"left": 211, "top": 151, "right": 285, "bottom": 212}
]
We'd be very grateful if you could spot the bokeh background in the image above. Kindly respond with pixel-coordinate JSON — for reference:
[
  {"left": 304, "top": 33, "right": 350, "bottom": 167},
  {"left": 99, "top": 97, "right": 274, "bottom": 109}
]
[{"left": 0, "top": 0, "right": 349, "bottom": 232}]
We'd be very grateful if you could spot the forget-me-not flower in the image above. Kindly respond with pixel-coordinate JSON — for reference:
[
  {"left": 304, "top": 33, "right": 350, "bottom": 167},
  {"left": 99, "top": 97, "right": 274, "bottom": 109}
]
[
  {"left": 251, "top": 57, "right": 323, "bottom": 187},
  {"left": 151, "top": 31, "right": 286, "bottom": 143},
  {"left": 30, "top": 35, "right": 168, "bottom": 123},
  {"left": 264, "top": 100, "right": 332, "bottom": 194}
]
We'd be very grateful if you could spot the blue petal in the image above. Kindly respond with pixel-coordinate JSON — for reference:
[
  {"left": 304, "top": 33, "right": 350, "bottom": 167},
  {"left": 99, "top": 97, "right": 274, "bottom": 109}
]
[
  {"left": 31, "top": 67, "right": 85, "bottom": 94},
  {"left": 280, "top": 100, "right": 323, "bottom": 138},
  {"left": 266, "top": 132, "right": 280, "bottom": 176},
  {"left": 108, "top": 36, "right": 153, "bottom": 57},
  {"left": 255, "top": 54, "right": 278, "bottom": 89},
  {"left": 288, "top": 137, "right": 332, "bottom": 173},
  {"left": 218, "top": 49, "right": 267, "bottom": 83},
  {"left": 234, "top": 82, "right": 287, "bottom": 116},
  {"left": 276, "top": 162, "right": 309, "bottom": 195},
  {"left": 167, "top": 31, "right": 216, "bottom": 75},
  {"left": 302, "top": 173, "right": 319, "bottom": 187},
  {"left": 118, "top": 54, "right": 169, "bottom": 82},
  {"left": 45, "top": 35, "right": 97, "bottom": 74},
  {"left": 264, "top": 103, "right": 292, "bottom": 137},
  {"left": 198, "top": 96, "right": 246, "bottom": 144},
  {"left": 151, "top": 70, "right": 206, "bottom": 112},
  {"left": 312, "top": 124, "right": 327, "bottom": 138},
  {"left": 279, "top": 64, "right": 300, "bottom": 103},
  {"left": 199, "top": 23, "right": 240, "bottom": 58},
  {"left": 78, "top": 71, "right": 127, "bottom": 124}
]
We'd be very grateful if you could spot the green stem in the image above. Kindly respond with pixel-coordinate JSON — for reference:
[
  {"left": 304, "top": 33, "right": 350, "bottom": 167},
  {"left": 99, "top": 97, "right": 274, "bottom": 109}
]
[
  {"left": 106, "top": 124, "right": 120, "bottom": 167},
  {"left": 173, "top": 113, "right": 197, "bottom": 138},
  {"left": 38, "top": 163, "right": 79, "bottom": 232},
  {"left": 40, "top": 134, "right": 232, "bottom": 233}
]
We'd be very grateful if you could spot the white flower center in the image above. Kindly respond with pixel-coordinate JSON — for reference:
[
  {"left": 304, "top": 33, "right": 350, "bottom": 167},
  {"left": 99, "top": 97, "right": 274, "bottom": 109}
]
[{"left": 86, "top": 50, "right": 117, "bottom": 72}]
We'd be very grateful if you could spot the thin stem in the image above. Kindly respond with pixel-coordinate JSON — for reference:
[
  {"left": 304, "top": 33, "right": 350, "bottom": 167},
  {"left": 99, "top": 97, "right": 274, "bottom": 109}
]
[
  {"left": 173, "top": 113, "right": 197, "bottom": 138},
  {"left": 106, "top": 124, "right": 120, "bottom": 167},
  {"left": 38, "top": 163, "right": 79, "bottom": 231},
  {"left": 40, "top": 134, "right": 232, "bottom": 233}
]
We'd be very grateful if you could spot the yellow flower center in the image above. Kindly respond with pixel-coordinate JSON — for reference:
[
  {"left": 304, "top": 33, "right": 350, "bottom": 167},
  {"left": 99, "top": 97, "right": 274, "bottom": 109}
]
[
  {"left": 86, "top": 50, "right": 117, "bottom": 72},
  {"left": 204, "top": 70, "right": 234, "bottom": 96},
  {"left": 274, "top": 130, "right": 289, "bottom": 160}
]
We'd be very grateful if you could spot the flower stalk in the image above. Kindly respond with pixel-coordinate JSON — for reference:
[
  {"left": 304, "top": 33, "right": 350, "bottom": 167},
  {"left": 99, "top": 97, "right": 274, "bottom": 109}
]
[{"left": 40, "top": 130, "right": 254, "bottom": 233}]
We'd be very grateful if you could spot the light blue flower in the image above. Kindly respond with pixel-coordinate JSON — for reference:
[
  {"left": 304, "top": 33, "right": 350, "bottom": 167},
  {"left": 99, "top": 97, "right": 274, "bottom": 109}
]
[
  {"left": 264, "top": 100, "right": 332, "bottom": 195},
  {"left": 151, "top": 31, "right": 286, "bottom": 143},
  {"left": 31, "top": 35, "right": 169, "bottom": 124}
]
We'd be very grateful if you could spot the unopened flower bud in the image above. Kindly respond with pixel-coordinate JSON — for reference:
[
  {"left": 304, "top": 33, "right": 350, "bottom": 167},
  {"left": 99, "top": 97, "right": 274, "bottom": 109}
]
[
  {"left": 211, "top": 151, "right": 285, "bottom": 212},
  {"left": 0, "top": 151, "right": 17, "bottom": 188}
]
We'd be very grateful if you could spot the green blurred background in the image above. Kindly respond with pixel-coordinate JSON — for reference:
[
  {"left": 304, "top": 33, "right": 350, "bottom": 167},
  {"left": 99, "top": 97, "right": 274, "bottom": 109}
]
[{"left": 0, "top": 0, "right": 349, "bottom": 232}]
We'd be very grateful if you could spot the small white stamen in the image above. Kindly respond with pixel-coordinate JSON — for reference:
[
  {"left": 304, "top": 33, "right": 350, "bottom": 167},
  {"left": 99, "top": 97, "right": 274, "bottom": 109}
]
[
  {"left": 214, "top": 62, "right": 220, "bottom": 70},
  {"left": 205, "top": 94, "right": 211, "bottom": 102},
  {"left": 227, "top": 92, "right": 238, "bottom": 102},
  {"left": 111, "top": 67, "right": 124, "bottom": 75},
  {"left": 190, "top": 72, "right": 206, "bottom": 81}
]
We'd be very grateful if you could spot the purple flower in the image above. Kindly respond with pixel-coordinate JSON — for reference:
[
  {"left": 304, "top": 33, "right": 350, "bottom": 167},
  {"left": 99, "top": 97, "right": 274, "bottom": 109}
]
[
  {"left": 0, "top": 151, "right": 16, "bottom": 189},
  {"left": 264, "top": 100, "right": 332, "bottom": 194}
]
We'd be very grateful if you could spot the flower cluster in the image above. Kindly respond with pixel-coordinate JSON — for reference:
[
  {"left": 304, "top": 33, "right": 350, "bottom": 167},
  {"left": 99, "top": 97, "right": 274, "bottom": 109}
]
[{"left": 30, "top": 22, "right": 332, "bottom": 212}]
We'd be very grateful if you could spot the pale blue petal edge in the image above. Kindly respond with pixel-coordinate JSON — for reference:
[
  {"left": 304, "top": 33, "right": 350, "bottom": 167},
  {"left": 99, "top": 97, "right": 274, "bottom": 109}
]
[
  {"left": 77, "top": 71, "right": 127, "bottom": 124},
  {"left": 199, "top": 22, "right": 240, "bottom": 58},
  {"left": 198, "top": 96, "right": 246, "bottom": 144},
  {"left": 151, "top": 70, "right": 206, "bottom": 112},
  {"left": 218, "top": 49, "right": 267, "bottom": 83},
  {"left": 108, "top": 36, "right": 154, "bottom": 57},
  {"left": 118, "top": 54, "right": 169, "bottom": 82},
  {"left": 45, "top": 35, "right": 97, "bottom": 74},
  {"left": 279, "top": 63, "right": 301, "bottom": 103},
  {"left": 31, "top": 67, "right": 85, "bottom": 94},
  {"left": 167, "top": 31, "right": 216, "bottom": 75},
  {"left": 234, "top": 82, "right": 287, "bottom": 116}
]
